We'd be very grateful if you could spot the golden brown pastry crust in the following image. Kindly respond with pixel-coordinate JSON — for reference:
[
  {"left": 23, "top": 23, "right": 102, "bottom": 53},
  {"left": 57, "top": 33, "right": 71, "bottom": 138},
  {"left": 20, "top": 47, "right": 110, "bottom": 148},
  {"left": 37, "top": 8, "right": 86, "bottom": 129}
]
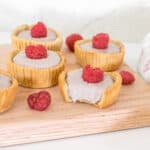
[
  {"left": 0, "top": 70, "right": 18, "bottom": 113},
  {"left": 7, "top": 50, "right": 65, "bottom": 88},
  {"left": 12, "top": 24, "right": 63, "bottom": 51},
  {"left": 75, "top": 39, "right": 125, "bottom": 71},
  {"left": 59, "top": 68, "right": 122, "bottom": 108}
]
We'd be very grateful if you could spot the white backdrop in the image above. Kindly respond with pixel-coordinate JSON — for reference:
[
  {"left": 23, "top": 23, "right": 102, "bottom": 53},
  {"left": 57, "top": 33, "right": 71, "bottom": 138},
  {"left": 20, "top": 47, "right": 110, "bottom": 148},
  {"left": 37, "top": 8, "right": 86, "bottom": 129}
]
[{"left": 0, "top": 0, "right": 150, "bottom": 42}]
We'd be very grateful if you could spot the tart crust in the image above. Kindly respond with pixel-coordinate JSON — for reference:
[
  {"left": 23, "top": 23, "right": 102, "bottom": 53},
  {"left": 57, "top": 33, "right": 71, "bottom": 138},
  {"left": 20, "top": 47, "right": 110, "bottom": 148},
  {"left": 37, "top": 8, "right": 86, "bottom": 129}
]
[
  {"left": 59, "top": 69, "right": 122, "bottom": 108},
  {"left": 7, "top": 50, "right": 65, "bottom": 88},
  {"left": 12, "top": 24, "right": 63, "bottom": 51},
  {"left": 0, "top": 70, "right": 18, "bottom": 113},
  {"left": 75, "top": 39, "right": 125, "bottom": 71}
]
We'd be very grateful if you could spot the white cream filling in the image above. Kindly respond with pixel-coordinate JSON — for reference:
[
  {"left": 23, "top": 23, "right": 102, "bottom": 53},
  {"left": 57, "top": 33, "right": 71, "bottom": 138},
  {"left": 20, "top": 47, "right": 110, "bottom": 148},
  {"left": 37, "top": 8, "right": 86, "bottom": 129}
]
[
  {"left": 17, "top": 30, "right": 57, "bottom": 42},
  {"left": 0, "top": 74, "right": 11, "bottom": 90},
  {"left": 66, "top": 69, "right": 113, "bottom": 104},
  {"left": 13, "top": 51, "right": 60, "bottom": 69},
  {"left": 80, "top": 42, "right": 120, "bottom": 53}
]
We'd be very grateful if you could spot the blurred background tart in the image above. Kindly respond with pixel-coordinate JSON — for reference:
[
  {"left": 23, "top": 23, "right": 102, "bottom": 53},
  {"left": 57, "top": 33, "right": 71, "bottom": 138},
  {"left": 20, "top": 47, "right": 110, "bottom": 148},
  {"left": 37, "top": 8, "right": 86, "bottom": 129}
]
[
  {"left": 75, "top": 33, "right": 125, "bottom": 71},
  {"left": 12, "top": 22, "right": 63, "bottom": 51}
]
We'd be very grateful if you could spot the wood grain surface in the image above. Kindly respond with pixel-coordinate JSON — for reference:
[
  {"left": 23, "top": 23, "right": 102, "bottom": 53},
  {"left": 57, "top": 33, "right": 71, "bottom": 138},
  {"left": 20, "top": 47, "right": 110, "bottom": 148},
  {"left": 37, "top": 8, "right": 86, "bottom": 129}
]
[{"left": 0, "top": 45, "right": 150, "bottom": 147}]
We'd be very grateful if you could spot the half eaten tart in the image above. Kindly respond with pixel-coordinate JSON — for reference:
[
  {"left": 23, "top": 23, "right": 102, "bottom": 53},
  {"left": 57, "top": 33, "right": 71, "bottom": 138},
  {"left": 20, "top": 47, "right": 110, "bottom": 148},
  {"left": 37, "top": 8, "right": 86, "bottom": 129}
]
[
  {"left": 0, "top": 69, "right": 18, "bottom": 113},
  {"left": 75, "top": 33, "right": 125, "bottom": 71},
  {"left": 59, "top": 65, "right": 122, "bottom": 108}
]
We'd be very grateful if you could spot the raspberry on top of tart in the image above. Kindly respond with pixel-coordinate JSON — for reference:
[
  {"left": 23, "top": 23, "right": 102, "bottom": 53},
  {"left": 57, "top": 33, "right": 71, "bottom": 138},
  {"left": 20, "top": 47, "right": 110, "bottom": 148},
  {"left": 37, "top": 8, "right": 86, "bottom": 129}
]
[
  {"left": 59, "top": 65, "right": 122, "bottom": 108},
  {"left": 25, "top": 45, "right": 47, "bottom": 59},
  {"left": 82, "top": 65, "right": 104, "bottom": 83},
  {"left": 31, "top": 22, "right": 47, "bottom": 38},
  {"left": 13, "top": 45, "right": 61, "bottom": 69},
  {"left": 92, "top": 33, "right": 109, "bottom": 49},
  {"left": 17, "top": 22, "right": 57, "bottom": 42},
  {"left": 80, "top": 33, "right": 120, "bottom": 53}
]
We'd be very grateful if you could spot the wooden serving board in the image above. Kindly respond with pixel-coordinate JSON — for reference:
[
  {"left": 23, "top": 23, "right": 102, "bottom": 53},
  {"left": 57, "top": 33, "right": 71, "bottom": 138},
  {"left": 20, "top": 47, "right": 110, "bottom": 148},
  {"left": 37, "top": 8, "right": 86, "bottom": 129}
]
[{"left": 0, "top": 45, "right": 150, "bottom": 147}]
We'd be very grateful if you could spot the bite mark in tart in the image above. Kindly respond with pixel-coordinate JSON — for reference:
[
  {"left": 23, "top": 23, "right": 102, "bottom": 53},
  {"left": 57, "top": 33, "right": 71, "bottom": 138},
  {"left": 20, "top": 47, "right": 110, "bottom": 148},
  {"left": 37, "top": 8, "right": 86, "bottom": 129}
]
[
  {"left": 59, "top": 65, "right": 122, "bottom": 108},
  {"left": 7, "top": 45, "right": 65, "bottom": 88},
  {"left": 0, "top": 70, "right": 18, "bottom": 113},
  {"left": 12, "top": 22, "right": 63, "bottom": 51},
  {"left": 75, "top": 33, "right": 125, "bottom": 71}
]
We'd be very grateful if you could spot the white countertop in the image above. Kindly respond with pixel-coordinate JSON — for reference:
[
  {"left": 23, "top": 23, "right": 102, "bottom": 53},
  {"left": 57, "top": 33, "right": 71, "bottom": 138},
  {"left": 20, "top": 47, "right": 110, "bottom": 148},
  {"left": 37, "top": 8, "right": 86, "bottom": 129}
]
[{"left": 1, "top": 32, "right": 150, "bottom": 150}]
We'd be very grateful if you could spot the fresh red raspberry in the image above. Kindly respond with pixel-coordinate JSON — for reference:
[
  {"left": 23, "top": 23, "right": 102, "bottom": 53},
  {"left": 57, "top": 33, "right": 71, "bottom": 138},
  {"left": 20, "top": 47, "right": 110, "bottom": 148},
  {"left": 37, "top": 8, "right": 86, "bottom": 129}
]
[
  {"left": 120, "top": 70, "right": 135, "bottom": 85},
  {"left": 82, "top": 65, "right": 104, "bottom": 83},
  {"left": 66, "top": 33, "right": 83, "bottom": 52},
  {"left": 92, "top": 33, "right": 109, "bottom": 49},
  {"left": 25, "top": 45, "right": 47, "bottom": 59},
  {"left": 31, "top": 22, "right": 47, "bottom": 38},
  {"left": 27, "top": 91, "right": 51, "bottom": 111}
]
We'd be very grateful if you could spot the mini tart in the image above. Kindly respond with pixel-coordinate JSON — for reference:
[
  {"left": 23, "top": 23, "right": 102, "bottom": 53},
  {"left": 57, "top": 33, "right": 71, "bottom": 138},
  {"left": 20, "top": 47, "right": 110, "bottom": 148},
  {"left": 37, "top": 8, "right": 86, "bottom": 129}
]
[
  {"left": 75, "top": 39, "right": 125, "bottom": 71},
  {"left": 0, "top": 69, "right": 18, "bottom": 113},
  {"left": 12, "top": 24, "right": 63, "bottom": 51},
  {"left": 7, "top": 50, "right": 65, "bottom": 88},
  {"left": 59, "top": 69, "right": 122, "bottom": 108}
]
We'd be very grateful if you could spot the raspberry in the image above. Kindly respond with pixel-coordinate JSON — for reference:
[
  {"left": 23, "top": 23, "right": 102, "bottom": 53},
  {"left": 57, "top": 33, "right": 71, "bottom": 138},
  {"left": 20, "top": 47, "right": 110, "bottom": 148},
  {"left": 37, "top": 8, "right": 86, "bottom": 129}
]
[
  {"left": 31, "top": 22, "right": 47, "bottom": 38},
  {"left": 92, "top": 33, "right": 109, "bottom": 49},
  {"left": 82, "top": 65, "right": 104, "bottom": 83},
  {"left": 66, "top": 33, "right": 83, "bottom": 52},
  {"left": 27, "top": 91, "right": 51, "bottom": 111},
  {"left": 120, "top": 70, "right": 135, "bottom": 85},
  {"left": 25, "top": 45, "right": 47, "bottom": 59}
]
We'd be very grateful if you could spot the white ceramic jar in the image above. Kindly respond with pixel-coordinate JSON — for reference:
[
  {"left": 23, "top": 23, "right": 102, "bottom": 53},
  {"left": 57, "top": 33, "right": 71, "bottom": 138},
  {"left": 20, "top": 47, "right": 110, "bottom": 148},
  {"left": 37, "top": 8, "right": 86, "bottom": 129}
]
[{"left": 138, "top": 33, "right": 150, "bottom": 82}]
